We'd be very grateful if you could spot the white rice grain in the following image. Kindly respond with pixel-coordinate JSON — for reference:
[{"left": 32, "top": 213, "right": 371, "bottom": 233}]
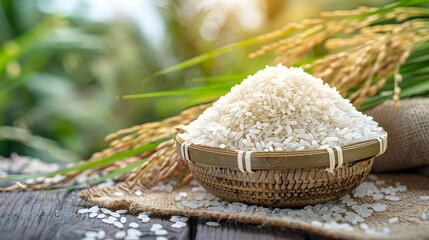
[
  {"left": 155, "top": 229, "right": 168, "bottom": 236},
  {"left": 113, "top": 192, "right": 124, "bottom": 197},
  {"left": 155, "top": 237, "right": 168, "bottom": 240},
  {"left": 150, "top": 224, "right": 163, "bottom": 232},
  {"left": 129, "top": 222, "right": 139, "bottom": 228},
  {"left": 127, "top": 229, "right": 142, "bottom": 237},
  {"left": 388, "top": 217, "right": 399, "bottom": 224},
  {"left": 102, "top": 218, "right": 115, "bottom": 224},
  {"left": 206, "top": 221, "right": 220, "bottom": 227},
  {"left": 181, "top": 65, "right": 384, "bottom": 152},
  {"left": 78, "top": 209, "right": 90, "bottom": 214},
  {"left": 114, "top": 231, "right": 126, "bottom": 239},
  {"left": 113, "top": 222, "right": 124, "bottom": 229},
  {"left": 420, "top": 196, "right": 429, "bottom": 201},
  {"left": 97, "top": 230, "right": 105, "bottom": 239},
  {"left": 89, "top": 206, "right": 99, "bottom": 213}
]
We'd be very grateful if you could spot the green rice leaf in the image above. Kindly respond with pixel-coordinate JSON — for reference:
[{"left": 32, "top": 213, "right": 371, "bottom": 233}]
[
  {"left": 360, "top": 0, "right": 429, "bottom": 17},
  {"left": 0, "top": 138, "right": 168, "bottom": 180},
  {"left": 360, "top": 75, "right": 429, "bottom": 110},
  {"left": 147, "top": 0, "right": 428, "bottom": 80},
  {"left": 173, "top": 165, "right": 188, "bottom": 190},
  {"left": 65, "top": 158, "right": 148, "bottom": 190},
  {"left": 123, "top": 82, "right": 237, "bottom": 99},
  {"left": 400, "top": 78, "right": 429, "bottom": 96},
  {"left": 147, "top": 28, "right": 302, "bottom": 80},
  {"left": 188, "top": 74, "right": 247, "bottom": 84},
  {"left": 147, "top": 38, "right": 262, "bottom": 79}
]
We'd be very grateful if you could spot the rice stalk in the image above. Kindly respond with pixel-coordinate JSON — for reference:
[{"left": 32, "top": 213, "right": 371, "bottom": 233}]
[
  {"left": 251, "top": 8, "right": 429, "bottom": 108},
  {"left": 103, "top": 6, "right": 428, "bottom": 187},
  {"left": 85, "top": 104, "right": 208, "bottom": 188},
  {"left": 0, "top": 104, "right": 208, "bottom": 191},
  {"left": 3, "top": 2, "right": 429, "bottom": 191},
  {"left": 310, "top": 20, "right": 427, "bottom": 109}
]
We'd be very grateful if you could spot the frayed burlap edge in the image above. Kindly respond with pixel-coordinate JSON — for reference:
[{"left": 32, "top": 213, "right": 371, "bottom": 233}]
[{"left": 80, "top": 174, "right": 429, "bottom": 240}]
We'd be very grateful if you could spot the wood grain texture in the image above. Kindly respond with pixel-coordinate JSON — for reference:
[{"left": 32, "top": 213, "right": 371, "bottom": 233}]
[
  {"left": 194, "top": 219, "right": 314, "bottom": 240},
  {"left": 0, "top": 189, "right": 190, "bottom": 240},
  {"left": 0, "top": 187, "right": 325, "bottom": 240},
  {"left": 0, "top": 161, "right": 322, "bottom": 240}
]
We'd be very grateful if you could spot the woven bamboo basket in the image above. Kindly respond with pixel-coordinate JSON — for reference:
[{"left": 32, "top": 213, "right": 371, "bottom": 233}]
[{"left": 175, "top": 130, "right": 387, "bottom": 207}]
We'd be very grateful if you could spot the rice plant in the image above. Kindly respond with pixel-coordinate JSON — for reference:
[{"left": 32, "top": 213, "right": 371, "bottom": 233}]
[{"left": 2, "top": 0, "right": 428, "bottom": 191}]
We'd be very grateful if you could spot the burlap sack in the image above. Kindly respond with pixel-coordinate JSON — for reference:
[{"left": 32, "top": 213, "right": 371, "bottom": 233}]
[
  {"left": 365, "top": 99, "right": 429, "bottom": 172},
  {"left": 78, "top": 99, "right": 429, "bottom": 239},
  {"left": 80, "top": 174, "right": 429, "bottom": 240}
]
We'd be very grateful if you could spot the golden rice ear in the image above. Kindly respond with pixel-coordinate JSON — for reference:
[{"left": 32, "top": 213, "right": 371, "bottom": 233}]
[
  {"left": 175, "top": 126, "right": 187, "bottom": 132},
  {"left": 0, "top": 104, "right": 209, "bottom": 192},
  {"left": 251, "top": 8, "right": 427, "bottom": 107},
  {"left": 84, "top": 104, "right": 210, "bottom": 188},
  {"left": 4, "top": 5, "right": 429, "bottom": 193}
]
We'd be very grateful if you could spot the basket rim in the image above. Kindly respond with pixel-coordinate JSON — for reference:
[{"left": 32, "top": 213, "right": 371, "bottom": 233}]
[{"left": 175, "top": 129, "right": 387, "bottom": 170}]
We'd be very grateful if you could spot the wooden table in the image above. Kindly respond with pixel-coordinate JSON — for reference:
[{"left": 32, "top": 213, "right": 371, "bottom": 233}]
[
  {"left": 0, "top": 183, "right": 329, "bottom": 240},
  {"left": 0, "top": 157, "right": 327, "bottom": 240}
]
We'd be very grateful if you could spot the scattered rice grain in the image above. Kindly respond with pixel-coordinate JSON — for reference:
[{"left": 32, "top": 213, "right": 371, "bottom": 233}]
[
  {"left": 113, "top": 222, "right": 124, "bottom": 229},
  {"left": 155, "top": 229, "right": 168, "bottom": 236},
  {"left": 127, "top": 229, "right": 142, "bottom": 237},
  {"left": 388, "top": 217, "right": 399, "bottom": 224},
  {"left": 150, "top": 224, "right": 163, "bottom": 232},
  {"left": 102, "top": 218, "right": 115, "bottom": 224},
  {"left": 113, "top": 192, "right": 124, "bottom": 197},
  {"left": 114, "top": 231, "right": 126, "bottom": 239},
  {"left": 78, "top": 209, "right": 90, "bottom": 214},
  {"left": 206, "top": 221, "right": 220, "bottom": 227},
  {"left": 129, "top": 222, "right": 139, "bottom": 228}
]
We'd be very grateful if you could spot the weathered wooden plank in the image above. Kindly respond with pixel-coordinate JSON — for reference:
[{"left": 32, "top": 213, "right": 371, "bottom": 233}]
[
  {"left": 0, "top": 157, "right": 324, "bottom": 239},
  {"left": 194, "top": 219, "right": 314, "bottom": 240},
  {"left": 64, "top": 190, "right": 191, "bottom": 240},
  {"left": 0, "top": 187, "right": 325, "bottom": 240},
  {"left": 0, "top": 189, "right": 69, "bottom": 240},
  {"left": 0, "top": 189, "right": 190, "bottom": 240}
]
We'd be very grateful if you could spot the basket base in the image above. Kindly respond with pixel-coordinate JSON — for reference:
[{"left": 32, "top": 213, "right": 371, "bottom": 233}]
[{"left": 189, "top": 157, "right": 374, "bottom": 208}]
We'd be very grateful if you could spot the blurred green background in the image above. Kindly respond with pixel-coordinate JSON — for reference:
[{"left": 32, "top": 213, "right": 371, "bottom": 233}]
[{"left": 0, "top": 0, "right": 394, "bottom": 163}]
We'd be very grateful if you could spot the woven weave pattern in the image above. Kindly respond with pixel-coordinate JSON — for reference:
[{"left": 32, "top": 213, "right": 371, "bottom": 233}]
[
  {"left": 189, "top": 158, "right": 373, "bottom": 207},
  {"left": 79, "top": 173, "right": 429, "bottom": 240}
]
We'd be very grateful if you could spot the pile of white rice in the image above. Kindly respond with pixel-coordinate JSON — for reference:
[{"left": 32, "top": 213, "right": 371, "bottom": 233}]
[{"left": 181, "top": 65, "right": 384, "bottom": 151}]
